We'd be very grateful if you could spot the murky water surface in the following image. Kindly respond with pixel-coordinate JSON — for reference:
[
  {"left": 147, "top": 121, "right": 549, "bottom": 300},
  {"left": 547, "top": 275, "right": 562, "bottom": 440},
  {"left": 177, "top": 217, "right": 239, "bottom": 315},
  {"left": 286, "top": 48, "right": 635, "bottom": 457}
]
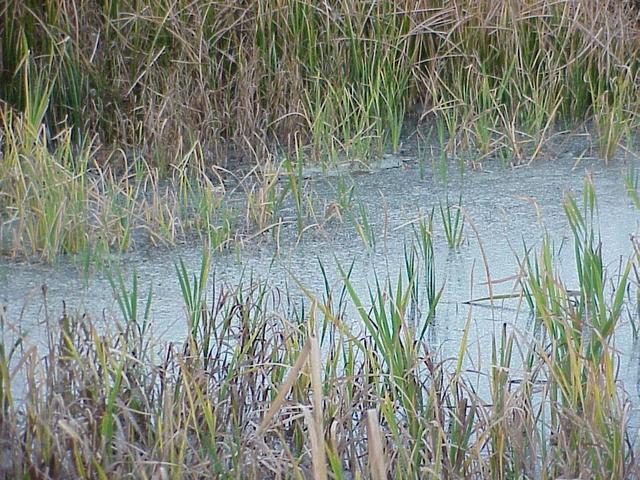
[{"left": 1, "top": 153, "right": 639, "bottom": 410}]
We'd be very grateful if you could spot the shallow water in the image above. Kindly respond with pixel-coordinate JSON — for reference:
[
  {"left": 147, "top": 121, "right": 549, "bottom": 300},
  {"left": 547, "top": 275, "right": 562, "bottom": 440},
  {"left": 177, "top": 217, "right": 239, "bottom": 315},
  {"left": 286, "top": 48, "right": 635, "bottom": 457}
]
[{"left": 1, "top": 152, "right": 639, "bottom": 411}]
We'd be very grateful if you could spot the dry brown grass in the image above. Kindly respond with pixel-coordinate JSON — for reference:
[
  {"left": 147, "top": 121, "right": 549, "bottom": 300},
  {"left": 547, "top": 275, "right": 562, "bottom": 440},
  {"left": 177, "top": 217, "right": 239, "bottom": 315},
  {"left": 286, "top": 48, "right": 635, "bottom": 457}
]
[{"left": 2, "top": 0, "right": 639, "bottom": 167}]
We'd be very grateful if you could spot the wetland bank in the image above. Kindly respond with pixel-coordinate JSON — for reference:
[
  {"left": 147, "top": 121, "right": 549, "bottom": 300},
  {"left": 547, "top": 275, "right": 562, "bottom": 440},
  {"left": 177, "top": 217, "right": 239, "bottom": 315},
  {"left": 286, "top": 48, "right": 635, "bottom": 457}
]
[{"left": 2, "top": 0, "right": 640, "bottom": 478}]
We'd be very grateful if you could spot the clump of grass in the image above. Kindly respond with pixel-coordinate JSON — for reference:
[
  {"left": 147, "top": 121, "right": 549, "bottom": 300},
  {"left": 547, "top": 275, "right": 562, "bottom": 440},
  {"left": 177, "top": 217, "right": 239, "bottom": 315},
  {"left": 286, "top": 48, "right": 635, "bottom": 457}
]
[
  {"left": 244, "top": 159, "right": 285, "bottom": 235},
  {"left": 0, "top": 74, "right": 233, "bottom": 260},
  {"left": 590, "top": 73, "right": 635, "bottom": 162},
  {"left": 439, "top": 195, "right": 465, "bottom": 248},
  {"left": 282, "top": 154, "right": 311, "bottom": 236},
  {"left": 0, "top": 106, "right": 233, "bottom": 260},
  {"left": 0, "top": 105, "right": 94, "bottom": 260},
  {"left": 519, "top": 178, "right": 634, "bottom": 478},
  {"left": 323, "top": 174, "right": 355, "bottom": 223},
  {"left": 353, "top": 202, "right": 376, "bottom": 251},
  {"left": 413, "top": 213, "right": 443, "bottom": 326},
  {"left": 176, "top": 245, "right": 210, "bottom": 340}
]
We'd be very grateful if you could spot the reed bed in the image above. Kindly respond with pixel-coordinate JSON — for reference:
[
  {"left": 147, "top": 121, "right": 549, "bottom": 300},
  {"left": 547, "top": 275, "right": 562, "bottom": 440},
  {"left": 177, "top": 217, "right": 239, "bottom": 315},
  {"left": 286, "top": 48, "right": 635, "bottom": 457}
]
[
  {"left": 2, "top": 0, "right": 640, "bottom": 260},
  {"left": 1, "top": 185, "right": 638, "bottom": 479},
  {"left": 2, "top": 0, "right": 640, "bottom": 163},
  {"left": 0, "top": 106, "right": 237, "bottom": 261},
  {"left": 2, "top": 2, "right": 640, "bottom": 476}
]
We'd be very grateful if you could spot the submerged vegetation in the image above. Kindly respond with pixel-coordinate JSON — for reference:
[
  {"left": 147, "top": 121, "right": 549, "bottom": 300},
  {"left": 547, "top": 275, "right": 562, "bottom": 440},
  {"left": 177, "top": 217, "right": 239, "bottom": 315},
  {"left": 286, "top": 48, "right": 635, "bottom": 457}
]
[
  {"left": 1, "top": 0, "right": 640, "bottom": 259},
  {"left": 1, "top": 179, "right": 639, "bottom": 478}
]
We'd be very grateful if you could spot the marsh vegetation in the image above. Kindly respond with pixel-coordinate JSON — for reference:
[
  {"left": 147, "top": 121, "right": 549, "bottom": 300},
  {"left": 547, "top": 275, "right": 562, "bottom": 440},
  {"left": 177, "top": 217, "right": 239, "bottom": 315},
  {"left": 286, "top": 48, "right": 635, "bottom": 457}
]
[
  {"left": 2, "top": 0, "right": 640, "bottom": 259},
  {"left": 1, "top": 175, "right": 639, "bottom": 478},
  {"left": 2, "top": 0, "right": 640, "bottom": 478}
]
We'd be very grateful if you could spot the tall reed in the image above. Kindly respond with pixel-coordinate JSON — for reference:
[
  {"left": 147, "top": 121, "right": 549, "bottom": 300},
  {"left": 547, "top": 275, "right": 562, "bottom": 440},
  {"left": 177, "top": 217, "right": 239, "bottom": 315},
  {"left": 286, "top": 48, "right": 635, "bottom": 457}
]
[{"left": 2, "top": 0, "right": 638, "bottom": 167}]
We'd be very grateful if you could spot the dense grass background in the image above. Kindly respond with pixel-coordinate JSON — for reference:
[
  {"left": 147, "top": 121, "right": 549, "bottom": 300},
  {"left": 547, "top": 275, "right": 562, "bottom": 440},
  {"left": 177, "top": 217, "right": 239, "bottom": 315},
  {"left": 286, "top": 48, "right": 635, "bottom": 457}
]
[
  {"left": 1, "top": 0, "right": 639, "bottom": 259},
  {"left": 2, "top": 0, "right": 639, "bottom": 167},
  {"left": 1, "top": 3, "right": 640, "bottom": 476}
]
